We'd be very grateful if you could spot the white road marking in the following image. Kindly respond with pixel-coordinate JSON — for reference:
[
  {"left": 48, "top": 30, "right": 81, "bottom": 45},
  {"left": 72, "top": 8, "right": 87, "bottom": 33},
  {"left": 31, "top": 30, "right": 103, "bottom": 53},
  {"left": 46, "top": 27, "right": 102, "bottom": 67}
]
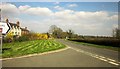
[
  {"left": 69, "top": 47, "right": 120, "bottom": 66},
  {"left": 99, "top": 56, "right": 105, "bottom": 58},
  {"left": 98, "top": 58, "right": 108, "bottom": 62},
  {"left": 108, "top": 61, "right": 119, "bottom": 66},
  {"left": 107, "top": 58, "right": 116, "bottom": 62},
  {"left": 94, "top": 56, "right": 99, "bottom": 59}
]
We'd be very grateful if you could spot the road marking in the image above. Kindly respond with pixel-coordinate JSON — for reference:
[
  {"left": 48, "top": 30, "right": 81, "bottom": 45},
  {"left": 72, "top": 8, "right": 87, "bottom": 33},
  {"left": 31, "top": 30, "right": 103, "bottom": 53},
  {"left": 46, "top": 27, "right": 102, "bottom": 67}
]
[
  {"left": 69, "top": 47, "right": 120, "bottom": 66},
  {"left": 94, "top": 56, "right": 99, "bottom": 59},
  {"left": 98, "top": 58, "right": 108, "bottom": 62},
  {"left": 99, "top": 56, "right": 105, "bottom": 58},
  {"left": 108, "top": 61, "right": 119, "bottom": 66},
  {"left": 107, "top": 58, "right": 116, "bottom": 62}
]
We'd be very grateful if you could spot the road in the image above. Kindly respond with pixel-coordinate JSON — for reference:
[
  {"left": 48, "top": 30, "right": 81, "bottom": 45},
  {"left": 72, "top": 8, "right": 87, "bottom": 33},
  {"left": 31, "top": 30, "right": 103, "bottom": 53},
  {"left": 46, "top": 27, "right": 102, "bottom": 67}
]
[{"left": 2, "top": 39, "right": 120, "bottom": 67}]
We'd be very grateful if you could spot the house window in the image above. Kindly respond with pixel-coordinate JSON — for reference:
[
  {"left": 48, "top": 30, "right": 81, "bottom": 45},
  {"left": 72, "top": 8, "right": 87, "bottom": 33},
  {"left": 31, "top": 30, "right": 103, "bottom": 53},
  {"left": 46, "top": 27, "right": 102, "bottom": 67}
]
[
  {"left": 15, "top": 32, "right": 17, "bottom": 35},
  {"left": 12, "top": 32, "right": 14, "bottom": 34}
]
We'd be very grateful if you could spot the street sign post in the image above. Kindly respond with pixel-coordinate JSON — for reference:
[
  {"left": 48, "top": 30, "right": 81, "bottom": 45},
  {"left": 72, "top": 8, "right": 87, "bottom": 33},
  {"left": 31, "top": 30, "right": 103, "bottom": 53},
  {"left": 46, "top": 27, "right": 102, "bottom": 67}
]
[
  {"left": 0, "top": 28, "right": 2, "bottom": 69},
  {"left": 0, "top": 28, "right": 2, "bottom": 39},
  {"left": 0, "top": 28, "right": 2, "bottom": 33},
  {"left": 0, "top": 22, "right": 11, "bottom": 35},
  {"left": 0, "top": 22, "right": 11, "bottom": 69},
  {"left": 0, "top": 22, "right": 11, "bottom": 60}
]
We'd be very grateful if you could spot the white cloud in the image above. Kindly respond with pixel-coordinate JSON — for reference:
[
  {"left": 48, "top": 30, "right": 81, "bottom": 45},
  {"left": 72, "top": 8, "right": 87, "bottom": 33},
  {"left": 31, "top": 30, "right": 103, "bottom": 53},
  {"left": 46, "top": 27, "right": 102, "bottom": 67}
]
[
  {"left": 54, "top": 2, "right": 60, "bottom": 5},
  {"left": 19, "top": 5, "right": 30, "bottom": 11},
  {"left": 54, "top": 6, "right": 64, "bottom": 10},
  {"left": 0, "top": 3, "right": 20, "bottom": 21},
  {"left": 68, "top": 4, "right": 78, "bottom": 7},
  {"left": 19, "top": 5, "right": 53, "bottom": 16},
  {"left": 1, "top": 3, "right": 118, "bottom": 36},
  {"left": 53, "top": 10, "right": 118, "bottom": 36}
]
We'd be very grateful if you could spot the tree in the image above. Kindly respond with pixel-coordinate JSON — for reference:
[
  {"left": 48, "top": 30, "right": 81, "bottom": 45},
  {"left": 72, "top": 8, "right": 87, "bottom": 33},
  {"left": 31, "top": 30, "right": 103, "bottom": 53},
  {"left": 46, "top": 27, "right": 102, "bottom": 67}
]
[
  {"left": 49, "top": 25, "right": 58, "bottom": 34},
  {"left": 113, "top": 28, "right": 120, "bottom": 39},
  {"left": 67, "top": 29, "right": 74, "bottom": 38},
  {"left": 49, "top": 25, "right": 63, "bottom": 38},
  {"left": 116, "top": 28, "right": 120, "bottom": 39}
]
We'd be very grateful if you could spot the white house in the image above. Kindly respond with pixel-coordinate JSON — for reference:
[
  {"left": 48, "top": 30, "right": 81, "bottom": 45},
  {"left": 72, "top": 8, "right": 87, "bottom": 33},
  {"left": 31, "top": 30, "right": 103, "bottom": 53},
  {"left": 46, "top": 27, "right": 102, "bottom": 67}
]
[{"left": 5, "top": 19, "right": 29, "bottom": 36}]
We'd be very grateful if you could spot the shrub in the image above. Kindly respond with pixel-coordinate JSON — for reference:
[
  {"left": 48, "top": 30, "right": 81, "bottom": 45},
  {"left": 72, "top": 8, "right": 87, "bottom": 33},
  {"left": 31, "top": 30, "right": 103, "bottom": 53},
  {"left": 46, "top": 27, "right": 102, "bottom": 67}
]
[
  {"left": 3, "top": 37, "right": 13, "bottom": 43},
  {"left": 15, "top": 36, "right": 29, "bottom": 42},
  {"left": 68, "top": 38, "right": 120, "bottom": 47}
]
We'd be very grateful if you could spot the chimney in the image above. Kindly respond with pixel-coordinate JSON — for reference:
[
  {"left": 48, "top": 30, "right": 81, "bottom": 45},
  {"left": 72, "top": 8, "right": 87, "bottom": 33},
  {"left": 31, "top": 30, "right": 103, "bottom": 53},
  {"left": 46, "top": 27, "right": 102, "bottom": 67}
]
[
  {"left": 25, "top": 27, "right": 27, "bottom": 30},
  {"left": 16, "top": 21, "right": 20, "bottom": 26},
  {"left": 6, "top": 19, "right": 9, "bottom": 23}
]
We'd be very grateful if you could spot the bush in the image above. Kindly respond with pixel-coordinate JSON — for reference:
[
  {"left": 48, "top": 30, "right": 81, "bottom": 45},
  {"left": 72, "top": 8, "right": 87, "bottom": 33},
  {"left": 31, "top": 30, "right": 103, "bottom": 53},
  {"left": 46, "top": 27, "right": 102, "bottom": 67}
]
[
  {"left": 68, "top": 38, "right": 120, "bottom": 47},
  {"left": 3, "top": 32, "right": 49, "bottom": 43},
  {"left": 15, "top": 36, "right": 29, "bottom": 42},
  {"left": 3, "top": 37, "right": 13, "bottom": 43}
]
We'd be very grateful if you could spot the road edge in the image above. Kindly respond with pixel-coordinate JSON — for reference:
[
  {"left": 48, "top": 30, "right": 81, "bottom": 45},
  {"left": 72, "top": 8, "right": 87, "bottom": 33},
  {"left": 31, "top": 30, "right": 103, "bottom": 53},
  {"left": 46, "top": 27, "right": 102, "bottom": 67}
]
[{"left": 1, "top": 47, "right": 69, "bottom": 61}]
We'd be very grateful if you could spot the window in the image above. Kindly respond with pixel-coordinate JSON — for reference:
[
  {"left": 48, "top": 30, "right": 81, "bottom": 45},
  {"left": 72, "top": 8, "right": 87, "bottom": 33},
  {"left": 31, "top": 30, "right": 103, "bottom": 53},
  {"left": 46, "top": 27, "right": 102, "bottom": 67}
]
[
  {"left": 15, "top": 32, "right": 17, "bottom": 35},
  {"left": 12, "top": 32, "right": 14, "bottom": 34}
]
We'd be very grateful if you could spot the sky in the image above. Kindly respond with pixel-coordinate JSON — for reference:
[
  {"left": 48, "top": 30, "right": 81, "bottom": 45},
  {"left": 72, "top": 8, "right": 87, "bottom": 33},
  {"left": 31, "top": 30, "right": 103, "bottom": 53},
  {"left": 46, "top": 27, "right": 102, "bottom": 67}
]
[{"left": 0, "top": 2, "right": 118, "bottom": 36}]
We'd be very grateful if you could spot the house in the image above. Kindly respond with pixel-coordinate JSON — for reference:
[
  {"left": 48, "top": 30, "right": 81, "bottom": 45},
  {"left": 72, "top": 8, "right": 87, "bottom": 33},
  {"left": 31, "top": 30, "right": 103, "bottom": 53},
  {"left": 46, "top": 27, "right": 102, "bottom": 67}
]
[
  {"left": 5, "top": 19, "right": 29, "bottom": 36},
  {"left": 21, "top": 27, "right": 29, "bottom": 35}
]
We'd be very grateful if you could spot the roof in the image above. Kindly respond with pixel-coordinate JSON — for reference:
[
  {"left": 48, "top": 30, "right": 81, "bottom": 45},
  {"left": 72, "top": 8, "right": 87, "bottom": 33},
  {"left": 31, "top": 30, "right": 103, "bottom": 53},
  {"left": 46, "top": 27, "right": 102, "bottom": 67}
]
[
  {"left": 1, "top": 21, "right": 19, "bottom": 28},
  {"left": 20, "top": 28, "right": 29, "bottom": 31},
  {"left": 9, "top": 22, "right": 19, "bottom": 28},
  {"left": 1, "top": 21, "right": 29, "bottom": 31}
]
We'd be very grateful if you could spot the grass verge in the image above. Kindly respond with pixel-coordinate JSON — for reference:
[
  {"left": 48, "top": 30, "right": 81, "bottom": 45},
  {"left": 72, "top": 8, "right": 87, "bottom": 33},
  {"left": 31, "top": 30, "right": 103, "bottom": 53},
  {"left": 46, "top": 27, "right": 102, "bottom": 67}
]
[
  {"left": 2, "top": 39, "right": 66, "bottom": 58},
  {"left": 68, "top": 40, "right": 119, "bottom": 52}
]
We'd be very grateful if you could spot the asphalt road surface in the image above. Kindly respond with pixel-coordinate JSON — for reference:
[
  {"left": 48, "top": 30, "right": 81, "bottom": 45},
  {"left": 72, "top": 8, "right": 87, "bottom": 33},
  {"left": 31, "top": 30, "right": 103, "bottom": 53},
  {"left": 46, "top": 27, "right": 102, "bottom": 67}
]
[{"left": 2, "top": 39, "right": 120, "bottom": 67}]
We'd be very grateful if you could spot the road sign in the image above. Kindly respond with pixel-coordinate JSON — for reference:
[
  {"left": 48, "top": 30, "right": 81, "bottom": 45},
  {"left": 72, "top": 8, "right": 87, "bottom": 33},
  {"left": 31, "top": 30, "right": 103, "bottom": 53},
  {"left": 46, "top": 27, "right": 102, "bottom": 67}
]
[{"left": 0, "top": 22, "right": 11, "bottom": 35}]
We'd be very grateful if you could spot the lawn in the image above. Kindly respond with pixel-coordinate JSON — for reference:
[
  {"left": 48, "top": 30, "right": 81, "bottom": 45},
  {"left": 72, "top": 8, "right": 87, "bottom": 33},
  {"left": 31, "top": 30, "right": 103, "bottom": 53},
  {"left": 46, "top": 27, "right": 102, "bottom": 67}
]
[{"left": 2, "top": 39, "right": 66, "bottom": 58}]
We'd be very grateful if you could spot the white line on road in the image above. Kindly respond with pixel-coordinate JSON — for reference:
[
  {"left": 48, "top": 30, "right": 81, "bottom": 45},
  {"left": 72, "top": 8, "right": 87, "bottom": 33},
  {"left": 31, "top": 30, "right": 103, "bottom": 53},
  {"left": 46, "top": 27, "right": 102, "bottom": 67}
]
[
  {"left": 107, "top": 58, "right": 116, "bottom": 62},
  {"left": 99, "top": 56, "right": 105, "bottom": 58},
  {"left": 108, "top": 61, "right": 119, "bottom": 66},
  {"left": 98, "top": 58, "right": 108, "bottom": 62},
  {"left": 69, "top": 47, "right": 120, "bottom": 66}
]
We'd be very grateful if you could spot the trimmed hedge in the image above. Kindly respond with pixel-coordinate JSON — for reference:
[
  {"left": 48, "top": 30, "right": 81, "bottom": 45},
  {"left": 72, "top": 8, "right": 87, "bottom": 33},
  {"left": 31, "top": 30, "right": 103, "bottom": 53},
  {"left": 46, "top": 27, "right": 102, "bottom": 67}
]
[{"left": 68, "top": 39, "right": 120, "bottom": 47}]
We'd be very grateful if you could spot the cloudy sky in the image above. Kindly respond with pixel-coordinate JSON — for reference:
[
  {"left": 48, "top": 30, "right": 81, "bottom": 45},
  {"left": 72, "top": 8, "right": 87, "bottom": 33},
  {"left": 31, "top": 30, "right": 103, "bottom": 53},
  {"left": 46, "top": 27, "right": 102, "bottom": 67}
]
[{"left": 0, "top": 2, "right": 118, "bottom": 36}]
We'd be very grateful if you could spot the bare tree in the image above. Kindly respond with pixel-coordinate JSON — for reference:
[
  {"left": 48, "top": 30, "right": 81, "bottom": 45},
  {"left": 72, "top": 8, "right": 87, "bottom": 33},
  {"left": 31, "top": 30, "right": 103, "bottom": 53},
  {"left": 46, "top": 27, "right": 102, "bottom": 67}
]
[
  {"left": 49, "top": 25, "right": 63, "bottom": 38},
  {"left": 113, "top": 28, "right": 120, "bottom": 39}
]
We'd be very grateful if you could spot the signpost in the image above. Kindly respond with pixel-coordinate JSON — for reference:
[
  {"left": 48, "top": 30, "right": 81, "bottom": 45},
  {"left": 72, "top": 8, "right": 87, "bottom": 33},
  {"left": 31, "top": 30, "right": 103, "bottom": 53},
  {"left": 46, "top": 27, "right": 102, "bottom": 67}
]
[
  {"left": 0, "top": 22, "right": 11, "bottom": 67},
  {"left": 0, "top": 28, "right": 2, "bottom": 54},
  {"left": 0, "top": 27, "right": 2, "bottom": 69},
  {"left": 0, "top": 22, "right": 11, "bottom": 35},
  {"left": 0, "top": 22, "right": 11, "bottom": 51}
]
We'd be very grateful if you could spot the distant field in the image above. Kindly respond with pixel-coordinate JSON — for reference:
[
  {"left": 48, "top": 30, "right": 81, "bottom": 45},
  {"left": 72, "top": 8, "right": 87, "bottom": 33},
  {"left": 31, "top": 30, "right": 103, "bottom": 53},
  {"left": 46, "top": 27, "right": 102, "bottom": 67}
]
[{"left": 2, "top": 40, "right": 66, "bottom": 58}]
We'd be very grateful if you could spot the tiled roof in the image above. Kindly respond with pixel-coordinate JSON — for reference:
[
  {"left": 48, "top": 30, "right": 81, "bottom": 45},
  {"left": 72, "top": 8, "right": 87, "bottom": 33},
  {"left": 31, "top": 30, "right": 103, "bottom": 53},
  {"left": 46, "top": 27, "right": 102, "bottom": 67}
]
[
  {"left": 1, "top": 21, "right": 29, "bottom": 31},
  {"left": 9, "top": 22, "right": 19, "bottom": 28},
  {"left": 1, "top": 21, "right": 19, "bottom": 28},
  {"left": 20, "top": 28, "right": 29, "bottom": 31}
]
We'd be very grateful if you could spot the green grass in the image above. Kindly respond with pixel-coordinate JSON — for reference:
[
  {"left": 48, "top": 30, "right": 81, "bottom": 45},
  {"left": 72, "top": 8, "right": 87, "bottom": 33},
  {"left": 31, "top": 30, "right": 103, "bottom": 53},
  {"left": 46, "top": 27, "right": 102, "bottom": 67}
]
[
  {"left": 67, "top": 40, "right": 119, "bottom": 51},
  {"left": 2, "top": 40, "right": 66, "bottom": 58}
]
